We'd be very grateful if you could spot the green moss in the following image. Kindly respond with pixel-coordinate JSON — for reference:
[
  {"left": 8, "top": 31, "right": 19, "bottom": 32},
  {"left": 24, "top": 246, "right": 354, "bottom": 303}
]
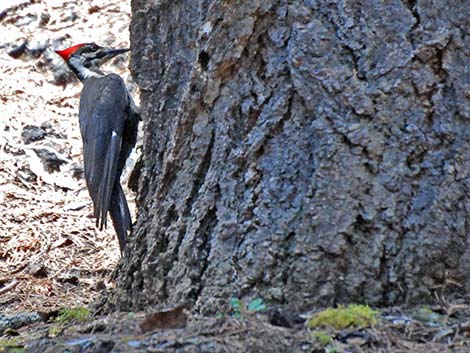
[
  {"left": 0, "top": 338, "right": 21, "bottom": 347},
  {"left": 6, "top": 348, "right": 25, "bottom": 353},
  {"left": 48, "top": 324, "right": 64, "bottom": 337},
  {"left": 55, "top": 307, "right": 91, "bottom": 324},
  {"left": 412, "top": 306, "right": 443, "bottom": 326},
  {"left": 308, "top": 304, "right": 378, "bottom": 330},
  {"left": 0, "top": 338, "right": 24, "bottom": 353},
  {"left": 311, "top": 330, "right": 332, "bottom": 345}
]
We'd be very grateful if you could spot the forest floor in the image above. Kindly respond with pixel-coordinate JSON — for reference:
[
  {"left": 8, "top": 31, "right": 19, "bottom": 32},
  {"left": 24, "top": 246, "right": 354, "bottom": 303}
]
[
  {"left": 0, "top": 0, "right": 133, "bottom": 315},
  {"left": 2, "top": 1, "right": 470, "bottom": 353}
]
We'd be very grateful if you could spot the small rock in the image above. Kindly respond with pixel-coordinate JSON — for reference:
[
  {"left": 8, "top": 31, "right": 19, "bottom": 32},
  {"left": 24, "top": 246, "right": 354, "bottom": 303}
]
[
  {"left": 70, "top": 163, "right": 84, "bottom": 179},
  {"left": 33, "top": 146, "right": 69, "bottom": 172},
  {"left": 267, "top": 308, "right": 304, "bottom": 328},
  {"left": 15, "top": 13, "right": 38, "bottom": 26},
  {"left": 95, "top": 281, "right": 106, "bottom": 291},
  {"left": 0, "top": 312, "right": 43, "bottom": 332},
  {"left": 39, "top": 12, "right": 50, "bottom": 26},
  {"left": 27, "top": 40, "right": 48, "bottom": 58},
  {"left": 61, "top": 10, "right": 78, "bottom": 22},
  {"left": 28, "top": 264, "right": 49, "bottom": 278},
  {"left": 17, "top": 166, "right": 36, "bottom": 183},
  {"left": 41, "top": 122, "right": 67, "bottom": 139},
  {"left": 22, "top": 124, "right": 46, "bottom": 144},
  {"left": 57, "top": 274, "right": 79, "bottom": 285},
  {"left": 7, "top": 41, "right": 28, "bottom": 59},
  {"left": 88, "top": 5, "right": 101, "bottom": 14}
]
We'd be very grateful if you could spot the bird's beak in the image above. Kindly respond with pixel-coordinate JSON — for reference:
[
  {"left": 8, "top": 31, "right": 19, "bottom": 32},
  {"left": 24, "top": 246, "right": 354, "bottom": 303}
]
[
  {"left": 104, "top": 48, "right": 130, "bottom": 57},
  {"left": 103, "top": 48, "right": 130, "bottom": 60},
  {"left": 97, "top": 48, "right": 130, "bottom": 63}
]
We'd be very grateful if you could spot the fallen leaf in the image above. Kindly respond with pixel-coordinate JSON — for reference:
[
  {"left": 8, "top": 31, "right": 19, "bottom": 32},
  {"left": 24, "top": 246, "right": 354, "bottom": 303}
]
[{"left": 139, "top": 304, "right": 188, "bottom": 332}]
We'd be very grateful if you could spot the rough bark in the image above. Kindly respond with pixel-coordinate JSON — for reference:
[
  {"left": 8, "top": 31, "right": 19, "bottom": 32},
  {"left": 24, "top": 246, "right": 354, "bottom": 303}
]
[{"left": 111, "top": 0, "right": 470, "bottom": 313}]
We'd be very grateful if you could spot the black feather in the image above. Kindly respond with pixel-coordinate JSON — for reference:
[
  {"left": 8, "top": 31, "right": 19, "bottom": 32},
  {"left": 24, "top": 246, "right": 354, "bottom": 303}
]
[{"left": 78, "top": 74, "right": 134, "bottom": 251}]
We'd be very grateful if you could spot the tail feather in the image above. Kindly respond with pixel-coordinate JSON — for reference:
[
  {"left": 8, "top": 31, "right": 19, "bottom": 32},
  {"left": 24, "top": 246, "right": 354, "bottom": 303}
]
[
  {"left": 109, "top": 182, "right": 132, "bottom": 252},
  {"left": 95, "top": 131, "right": 121, "bottom": 230}
]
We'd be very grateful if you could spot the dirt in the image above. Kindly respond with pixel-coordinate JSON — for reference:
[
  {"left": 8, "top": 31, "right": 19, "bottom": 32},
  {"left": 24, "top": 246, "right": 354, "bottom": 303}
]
[
  {"left": 2, "top": 1, "right": 470, "bottom": 352},
  {"left": 3, "top": 304, "right": 470, "bottom": 352}
]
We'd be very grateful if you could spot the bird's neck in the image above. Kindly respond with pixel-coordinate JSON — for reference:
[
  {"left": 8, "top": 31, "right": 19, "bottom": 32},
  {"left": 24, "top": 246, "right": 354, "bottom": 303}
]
[{"left": 68, "top": 57, "right": 104, "bottom": 81}]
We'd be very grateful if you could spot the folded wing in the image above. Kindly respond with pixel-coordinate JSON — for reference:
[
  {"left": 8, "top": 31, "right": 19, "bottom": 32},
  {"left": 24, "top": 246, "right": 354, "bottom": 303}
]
[{"left": 78, "top": 74, "right": 131, "bottom": 244}]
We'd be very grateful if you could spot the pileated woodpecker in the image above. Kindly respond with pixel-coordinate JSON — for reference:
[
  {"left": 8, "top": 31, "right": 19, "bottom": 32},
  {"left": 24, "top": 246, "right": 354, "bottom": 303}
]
[{"left": 55, "top": 43, "right": 139, "bottom": 252}]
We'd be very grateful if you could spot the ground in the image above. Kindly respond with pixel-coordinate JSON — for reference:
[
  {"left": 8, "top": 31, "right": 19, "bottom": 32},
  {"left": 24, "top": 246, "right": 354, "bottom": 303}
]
[
  {"left": 1, "top": 1, "right": 470, "bottom": 352},
  {"left": 0, "top": 0, "right": 133, "bottom": 315}
]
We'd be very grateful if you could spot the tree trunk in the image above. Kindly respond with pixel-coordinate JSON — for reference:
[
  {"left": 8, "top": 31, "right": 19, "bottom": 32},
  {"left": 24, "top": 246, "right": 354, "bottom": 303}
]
[{"left": 111, "top": 0, "right": 470, "bottom": 313}]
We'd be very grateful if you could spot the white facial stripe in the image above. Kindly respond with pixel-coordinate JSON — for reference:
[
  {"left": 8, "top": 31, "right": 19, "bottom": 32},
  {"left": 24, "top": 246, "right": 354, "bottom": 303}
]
[{"left": 69, "top": 57, "right": 102, "bottom": 79}]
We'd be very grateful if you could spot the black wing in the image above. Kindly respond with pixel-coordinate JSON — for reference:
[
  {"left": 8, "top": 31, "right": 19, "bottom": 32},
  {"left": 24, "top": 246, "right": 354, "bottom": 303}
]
[{"left": 79, "top": 74, "right": 129, "bottom": 231}]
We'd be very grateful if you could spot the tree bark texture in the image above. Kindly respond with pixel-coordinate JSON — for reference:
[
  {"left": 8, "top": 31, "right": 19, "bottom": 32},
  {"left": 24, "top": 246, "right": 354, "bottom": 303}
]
[{"left": 112, "top": 0, "right": 470, "bottom": 313}]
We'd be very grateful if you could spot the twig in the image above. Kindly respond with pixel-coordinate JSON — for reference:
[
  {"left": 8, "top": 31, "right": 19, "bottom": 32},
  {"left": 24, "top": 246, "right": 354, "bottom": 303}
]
[{"left": 0, "top": 280, "right": 19, "bottom": 296}]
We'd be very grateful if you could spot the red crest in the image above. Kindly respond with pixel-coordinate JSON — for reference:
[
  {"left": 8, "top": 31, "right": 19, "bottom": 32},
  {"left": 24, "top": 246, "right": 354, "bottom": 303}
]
[{"left": 55, "top": 43, "right": 87, "bottom": 61}]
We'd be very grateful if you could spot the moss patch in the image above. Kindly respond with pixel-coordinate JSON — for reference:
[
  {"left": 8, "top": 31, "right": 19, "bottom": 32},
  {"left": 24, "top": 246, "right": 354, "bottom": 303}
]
[
  {"left": 311, "top": 330, "right": 332, "bottom": 345},
  {"left": 54, "top": 307, "right": 91, "bottom": 324},
  {"left": 0, "top": 338, "right": 25, "bottom": 353},
  {"left": 308, "top": 304, "right": 378, "bottom": 330}
]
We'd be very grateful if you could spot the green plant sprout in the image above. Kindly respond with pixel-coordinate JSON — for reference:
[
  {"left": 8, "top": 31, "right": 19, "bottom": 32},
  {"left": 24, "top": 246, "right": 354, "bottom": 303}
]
[{"left": 230, "top": 297, "right": 266, "bottom": 318}]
